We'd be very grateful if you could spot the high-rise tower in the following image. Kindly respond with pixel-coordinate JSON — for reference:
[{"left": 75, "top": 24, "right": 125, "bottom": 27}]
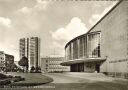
[{"left": 19, "top": 37, "right": 40, "bottom": 70}]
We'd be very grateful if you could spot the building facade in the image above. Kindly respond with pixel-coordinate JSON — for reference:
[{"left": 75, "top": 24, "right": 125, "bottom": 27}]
[
  {"left": 19, "top": 37, "right": 40, "bottom": 70},
  {"left": 61, "top": 1, "right": 128, "bottom": 78},
  {"left": 5, "top": 54, "right": 14, "bottom": 71},
  {"left": 0, "top": 51, "right": 14, "bottom": 72},
  {"left": 0, "top": 51, "right": 5, "bottom": 71},
  {"left": 41, "top": 57, "right": 69, "bottom": 73}
]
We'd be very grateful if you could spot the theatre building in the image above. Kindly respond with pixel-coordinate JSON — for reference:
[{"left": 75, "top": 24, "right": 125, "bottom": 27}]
[{"left": 61, "top": 1, "right": 128, "bottom": 78}]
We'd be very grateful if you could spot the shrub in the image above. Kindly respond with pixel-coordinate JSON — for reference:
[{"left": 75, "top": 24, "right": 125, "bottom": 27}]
[
  {"left": 20, "top": 77, "right": 25, "bottom": 81},
  {"left": 0, "top": 73, "right": 7, "bottom": 79},
  {"left": 30, "top": 66, "right": 35, "bottom": 73},
  {"left": 0, "top": 79, "right": 11, "bottom": 85},
  {"left": 13, "top": 78, "right": 20, "bottom": 82},
  {"left": 12, "top": 76, "right": 25, "bottom": 82},
  {"left": 7, "top": 75, "right": 13, "bottom": 78},
  {"left": 103, "top": 72, "right": 108, "bottom": 75},
  {"left": 30, "top": 66, "right": 42, "bottom": 73},
  {"left": 14, "top": 76, "right": 21, "bottom": 78}
]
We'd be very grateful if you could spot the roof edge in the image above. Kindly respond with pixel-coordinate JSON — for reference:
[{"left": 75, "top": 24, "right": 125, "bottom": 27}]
[{"left": 65, "top": 0, "right": 123, "bottom": 49}]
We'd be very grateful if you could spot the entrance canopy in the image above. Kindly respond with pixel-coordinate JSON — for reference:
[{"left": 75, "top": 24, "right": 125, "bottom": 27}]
[{"left": 60, "top": 58, "right": 106, "bottom": 66}]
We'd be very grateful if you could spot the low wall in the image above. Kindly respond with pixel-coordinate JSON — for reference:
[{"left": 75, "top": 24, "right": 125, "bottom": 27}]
[{"left": 103, "top": 72, "right": 128, "bottom": 79}]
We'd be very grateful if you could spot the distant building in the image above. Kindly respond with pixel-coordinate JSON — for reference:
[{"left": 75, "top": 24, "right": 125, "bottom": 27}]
[
  {"left": 41, "top": 57, "right": 69, "bottom": 73},
  {"left": 0, "top": 51, "right": 5, "bottom": 71},
  {"left": 19, "top": 37, "right": 40, "bottom": 70},
  {"left": 5, "top": 54, "right": 14, "bottom": 65},
  {"left": 5, "top": 54, "right": 14, "bottom": 71},
  {"left": 0, "top": 51, "right": 14, "bottom": 72}
]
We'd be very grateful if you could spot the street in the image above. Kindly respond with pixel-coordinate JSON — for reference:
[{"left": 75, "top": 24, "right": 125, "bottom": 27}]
[
  {"left": 43, "top": 73, "right": 90, "bottom": 83},
  {"left": 41, "top": 72, "right": 128, "bottom": 90}
]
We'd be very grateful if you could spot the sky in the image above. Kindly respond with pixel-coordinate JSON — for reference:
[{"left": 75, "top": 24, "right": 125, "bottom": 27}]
[{"left": 0, "top": 0, "right": 117, "bottom": 61}]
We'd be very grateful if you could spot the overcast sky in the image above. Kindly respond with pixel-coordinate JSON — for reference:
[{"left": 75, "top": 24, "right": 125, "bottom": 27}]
[{"left": 0, "top": 0, "right": 117, "bottom": 61}]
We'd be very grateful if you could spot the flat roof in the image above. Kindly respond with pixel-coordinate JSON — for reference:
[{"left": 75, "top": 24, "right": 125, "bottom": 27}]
[{"left": 60, "top": 58, "right": 106, "bottom": 66}]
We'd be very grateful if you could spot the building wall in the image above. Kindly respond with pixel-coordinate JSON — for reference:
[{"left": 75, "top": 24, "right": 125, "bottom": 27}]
[
  {"left": 19, "top": 38, "right": 26, "bottom": 58},
  {"left": 0, "top": 51, "right": 5, "bottom": 70},
  {"left": 19, "top": 37, "right": 40, "bottom": 70},
  {"left": 84, "top": 62, "right": 95, "bottom": 72},
  {"left": 65, "top": 32, "right": 100, "bottom": 61},
  {"left": 65, "top": 35, "right": 88, "bottom": 61},
  {"left": 41, "top": 57, "right": 70, "bottom": 73},
  {"left": 41, "top": 57, "right": 48, "bottom": 72},
  {"left": 0, "top": 51, "right": 15, "bottom": 71},
  {"left": 5, "top": 54, "right": 14, "bottom": 64},
  {"left": 87, "top": 32, "right": 101, "bottom": 58},
  {"left": 64, "top": 1, "right": 128, "bottom": 76},
  {"left": 5, "top": 54, "right": 14, "bottom": 71},
  {"left": 86, "top": 1, "right": 128, "bottom": 73}
]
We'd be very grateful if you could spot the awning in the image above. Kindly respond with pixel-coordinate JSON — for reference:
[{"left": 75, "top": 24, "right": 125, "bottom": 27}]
[{"left": 60, "top": 58, "right": 106, "bottom": 66}]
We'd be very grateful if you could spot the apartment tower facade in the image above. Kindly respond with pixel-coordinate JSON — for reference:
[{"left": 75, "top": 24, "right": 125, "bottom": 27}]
[{"left": 19, "top": 37, "right": 40, "bottom": 70}]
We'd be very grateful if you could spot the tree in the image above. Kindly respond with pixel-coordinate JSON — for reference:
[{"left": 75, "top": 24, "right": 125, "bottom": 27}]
[
  {"left": 35, "top": 66, "right": 41, "bottom": 73},
  {"left": 11, "top": 63, "right": 18, "bottom": 72},
  {"left": 30, "top": 66, "right": 35, "bottom": 73},
  {"left": 18, "top": 56, "right": 28, "bottom": 72}
]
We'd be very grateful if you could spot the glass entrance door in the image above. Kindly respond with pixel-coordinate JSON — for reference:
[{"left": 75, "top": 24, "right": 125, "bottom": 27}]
[{"left": 78, "top": 63, "right": 84, "bottom": 72}]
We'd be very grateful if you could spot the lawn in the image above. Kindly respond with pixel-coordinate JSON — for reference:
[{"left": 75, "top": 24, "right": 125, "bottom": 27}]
[{"left": 7, "top": 72, "right": 53, "bottom": 86}]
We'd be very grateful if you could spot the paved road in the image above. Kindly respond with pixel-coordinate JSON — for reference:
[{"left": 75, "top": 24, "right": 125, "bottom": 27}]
[
  {"left": 41, "top": 73, "right": 128, "bottom": 90},
  {"left": 43, "top": 73, "right": 90, "bottom": 83}
]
